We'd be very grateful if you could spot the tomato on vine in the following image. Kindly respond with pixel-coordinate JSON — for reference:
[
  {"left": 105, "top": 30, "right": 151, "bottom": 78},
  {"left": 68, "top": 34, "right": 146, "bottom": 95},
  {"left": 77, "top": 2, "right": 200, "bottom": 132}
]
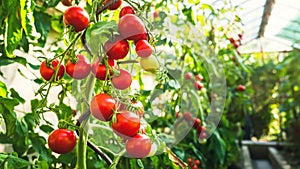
[
  {"left": 112, "top": 111, "right": 140, "bottom": 138},
  {"left": 61, "top": 0, "right": 72, "bottom": 6},
  {"left": 118, "top": 14, "right": 147, "bottom": 41},
  {"left": 91, "top": 58, "right": 116, "bottom": 81},
  {"left": 135, "top": 40, "right": 153, "bottom": 58},
  {"left": 48, "top": 129, "right": 76, "bottom": 154},
  {"left": 40, "top": 59, "right": 65, "bottom": 81},
  {"left": 125, "top": 133, "right": 151, "bottom": 158},
  {"left": 66, "top": 54, "right": 91, "bottom": 79},
  {"left": 112, "top": 69, "right": 132, "bottom": 90},
  {"left": 63, "top": 6, "right": 89, "bottom": 32},
  {"left": 104, "top": 0, "right": 122, "bottom": 10},
  {"left": 119, "top": 6, "right": 135, "bottom": 18},
  {"left": 90, "top": 93, "right": 116, "bottom": 121},
  {"left": 104, "top": 36, "right": 129, "bottom": 60}
]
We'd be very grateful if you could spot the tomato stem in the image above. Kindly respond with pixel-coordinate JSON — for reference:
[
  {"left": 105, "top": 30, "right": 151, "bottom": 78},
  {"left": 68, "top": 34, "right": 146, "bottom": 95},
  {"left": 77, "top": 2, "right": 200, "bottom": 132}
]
[{"left": 96, "top": 0, "right": 119, "bottom": 16}]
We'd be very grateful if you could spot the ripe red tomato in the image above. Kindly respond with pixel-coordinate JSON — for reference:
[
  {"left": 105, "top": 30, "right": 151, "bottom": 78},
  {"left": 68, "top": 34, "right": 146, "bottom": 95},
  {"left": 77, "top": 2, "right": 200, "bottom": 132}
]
[
  {"left": 194, "top": 81, "right": 203, "bottom": 90},
  {"left": 104, "top": 36, "right": 129, "bottom": 60},
  {"left": 153, "top": 11, "right": 159, "bottom": 19},
  {"left": 48, "top": 129, "right": 76, "bottom": 154},
  {"left": 183, "top": 112, "right": 193, "bottom": 121},
  {"left": 195, "top": 74, "right": 203, "bottom": 81},
  {"left": 119, "top": 6, "right": 135, "bottom": 18},
  {"left": 118, "top": 14, "right": 147, "bottom": 41},
  {"left": 63, "top": 6, "right": 89, "bottom": 32},
  {"left": 195, "top": 160, "right": 201, "bottom": 165},
  {"left": 112, "top": 69, "right": 132, "bottom": 90},
  {"left": 112, "top": 111, "right": 140, "bottom": 138},
  {"left": 237, "top": 84, "right": 246, "bottom": 91},
  {"left": 104, "top": 0, "right": 122, "bottom": 10},
  {"left": 40, "top": 59, "right": 65, "bottom": 81},
  {"left": 66, "top": 54, "right": 91, "bottom": 79},
  {"left": 61, "top": 0, "right": 72, "bottom": 6},
  {"left": 135, "top": 40, "right": 152, "bottom": 58},
  {"left": 125, "top": 134, "right": 151, "bottom": 158},
  {"left": 90, "top": 93, "right": 116, "bottom": 121},
  {"left": 193, "top": 118, "right": 201, "bottom": 129},
  {"left": 91, "top": 59, "right": 116, "bottom": 80},
  {"left": 185, "top": 72, "right": 193, "bottom": 80}
]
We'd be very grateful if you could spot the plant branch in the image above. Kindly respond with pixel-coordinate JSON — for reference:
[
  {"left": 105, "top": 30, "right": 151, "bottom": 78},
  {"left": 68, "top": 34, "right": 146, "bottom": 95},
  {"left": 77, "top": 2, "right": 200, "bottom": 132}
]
[
  {"left": 96, "top": 0, "right": 119, "bottom": 16},
  {"left": 117, "top": 60, "right": 139, "bottom": 65},
  {"left": 81, "top": 30, "right": 93, "bottom": 57},
  {"left": 76, "top": 110, "right": 113, "bottom": 166}
]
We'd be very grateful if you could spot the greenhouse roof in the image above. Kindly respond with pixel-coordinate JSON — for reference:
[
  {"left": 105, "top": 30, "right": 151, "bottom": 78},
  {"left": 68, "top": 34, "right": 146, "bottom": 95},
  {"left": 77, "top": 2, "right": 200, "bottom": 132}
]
[{"left": 209, "top": 0, "right": 300, "bottom": 53}]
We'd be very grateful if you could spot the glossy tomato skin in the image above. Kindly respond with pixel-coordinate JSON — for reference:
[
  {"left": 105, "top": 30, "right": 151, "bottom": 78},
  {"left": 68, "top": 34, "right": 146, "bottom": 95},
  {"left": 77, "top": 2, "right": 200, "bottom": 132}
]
[
  {"left": 195, "top": 74, "right": 203, "bottom": 81},
  {"left": 104, "top": 0, "right": 122, "bottom": 10},
  {"left": 112, "top": 111, "right": 140, "bottom": 138},
  {"left": 104, "top": 36, "right": 129, "bottom": 60},
  {"left": 48, "top": 129, "right": 76, "bottom": 154},
  {"left": 185, "top": 72, "right": 193, "bottom": 80},
  {"left": 237, "top": 84, "right": 246, "bottom": 91},
  {"left": 91, "top": 59, "right": 116, "bottom": 80},
  {"left": 126, "top": 134, "right": 151, "bottom": 158},
  {"left": 61, "top": 0, "right": 72, "bottom": 6},
  {"left": 118, "top": 14, "right": 147, "bottom": 41},
  {"left": 90, "top": 93, "right": 116, "bottom": 121},
  {"left": 40, "top": 59, "right": 65, "bottom": 81},
  {"left": 63, "top": 6, "right": 89, "bottom": 32},
  {"left": 119, "top": 6, "right": 135, "bottom": 18},
  {"left": 66, "top": 54, "right": 91, "bottom": 79},
  {"left": 135, "top": 40, "right": 152, "bottom": 58},
  {"left": 194, "top": 81, "right": 204, "bottom": 90},
  {"left": 112, "top": 69, "right": 132, "bottom": 90}
]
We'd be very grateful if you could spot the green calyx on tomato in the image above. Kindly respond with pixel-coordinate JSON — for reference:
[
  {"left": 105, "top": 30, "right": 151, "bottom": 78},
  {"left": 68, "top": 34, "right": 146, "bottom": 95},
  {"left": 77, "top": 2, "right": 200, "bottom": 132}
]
[{"left": 40, "top": 59, "right": 65, "bottom": 81}]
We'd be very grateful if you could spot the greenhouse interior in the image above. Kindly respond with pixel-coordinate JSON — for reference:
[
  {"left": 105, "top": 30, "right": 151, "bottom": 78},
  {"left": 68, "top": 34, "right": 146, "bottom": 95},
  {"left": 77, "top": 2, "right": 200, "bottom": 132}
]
[{"left": 0, "top": 0, "right": 300, "bottom": 168}]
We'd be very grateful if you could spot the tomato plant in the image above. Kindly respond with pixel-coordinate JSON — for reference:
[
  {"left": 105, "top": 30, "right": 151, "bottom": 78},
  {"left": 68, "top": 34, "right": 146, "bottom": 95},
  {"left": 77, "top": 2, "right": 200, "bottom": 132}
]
[
  {"left": 48, "top": 129, "right": 77, "bottom": 154},
  {"left": 0, "top": 0, "right": 259, "bottom": 169}
]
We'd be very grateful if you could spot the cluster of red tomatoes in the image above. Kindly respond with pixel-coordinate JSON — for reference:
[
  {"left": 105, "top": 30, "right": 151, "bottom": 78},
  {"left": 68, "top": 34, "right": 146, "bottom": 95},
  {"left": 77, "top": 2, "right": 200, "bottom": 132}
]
[
  {"left": 90, "top": 93, "right": 151, "bottom": 158},
  {"left": 228, "top": 33, "right": 243, "bottom": 49},
  {"left": 176, "top": 112, "right": 207, "bottom": 140},
  {"left": 187, "top": 157, "right": 201, "bottom": 169},
  {"left": 185, "top": 72, "right": 205, "bottom": 91}
]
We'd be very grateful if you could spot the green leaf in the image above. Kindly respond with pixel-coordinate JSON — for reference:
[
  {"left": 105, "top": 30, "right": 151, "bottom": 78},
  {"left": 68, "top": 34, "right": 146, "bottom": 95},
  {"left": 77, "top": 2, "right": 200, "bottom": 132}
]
[
  {"left": 86, "top": 21, "right": 118, "bottom": 56},
  {"left": 0, "top": 153, "right": 31, "bottom": 168},
  {"left": 0, "top": 81, "right": 7, "bottom": 98},
  {"left": 12, "top": 121, "right": 29, "bottom": 155},
  {"left": 0, "top": 56, "right": 27, "bottom": 66},
  {"left": 10, "top": 89, "right": 25, "bottom": 104},
  {"left": 34, "top": 11, "right": 51, "bottom": 47},
  {"left": 30, "top": 134, "right": 53, "bottom": 164},
  {"left": 40, "top": 125, "right": 54, "bottom": 134},
  {"left": 20, "top": 0, "right": 40, "bottom": 41},
  {"left": 0, "top": 98, "right": 19, "bottom": 136},
  {"left": 4, "top": 1, "right": 22, "bottom": 58}
]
